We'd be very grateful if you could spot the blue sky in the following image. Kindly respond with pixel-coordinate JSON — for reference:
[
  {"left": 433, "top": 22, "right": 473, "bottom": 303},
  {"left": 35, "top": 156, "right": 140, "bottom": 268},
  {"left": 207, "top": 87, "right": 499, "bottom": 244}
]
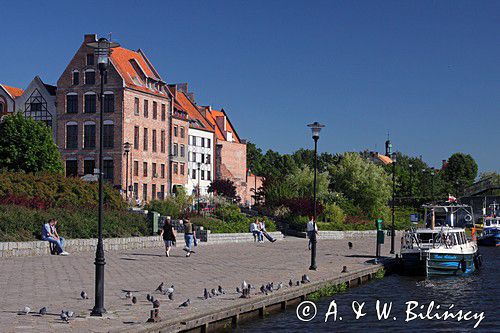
[{"left": 1, "top": 0, "right": 498, "bottom": 172}]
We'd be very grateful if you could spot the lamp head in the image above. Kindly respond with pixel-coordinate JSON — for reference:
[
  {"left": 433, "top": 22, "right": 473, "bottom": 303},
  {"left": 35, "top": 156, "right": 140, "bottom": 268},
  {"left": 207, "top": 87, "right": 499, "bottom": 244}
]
[{"left": 307, "top": 122, "right": 325, "bottom": 139}]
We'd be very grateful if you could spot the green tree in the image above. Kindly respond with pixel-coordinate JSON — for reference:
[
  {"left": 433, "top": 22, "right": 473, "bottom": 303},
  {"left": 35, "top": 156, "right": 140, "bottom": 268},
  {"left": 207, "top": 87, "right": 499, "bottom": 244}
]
[
  {"left": 329, "top": 152, "right": 391, "bottom": 218},
  {"left": 442, "top": 153, "right": 478, "bottom": 195},
  {"left": 246, "top": 141, "right": 263, "bottom": 175},
  {"left": 0, "top": 113, "right": 63, "bottom": 173}
]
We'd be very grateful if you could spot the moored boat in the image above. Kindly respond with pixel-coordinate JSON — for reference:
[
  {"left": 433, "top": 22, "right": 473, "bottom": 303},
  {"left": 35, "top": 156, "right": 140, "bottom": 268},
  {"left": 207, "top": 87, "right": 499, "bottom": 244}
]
[{"left": 477, "top": 217, "right": 500, "bottom": 247}]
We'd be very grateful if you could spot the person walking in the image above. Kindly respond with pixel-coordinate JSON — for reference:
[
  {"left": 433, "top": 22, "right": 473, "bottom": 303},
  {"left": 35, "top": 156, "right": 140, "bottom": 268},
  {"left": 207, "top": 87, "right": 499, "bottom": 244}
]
[
  {"left": 306, "top": 215, "right": 318, "bottom": 250},
  {"left": 160, "top": 217, "right": 176, "bottom": 257},
  {"left": 183, "top": 218, "right": 196, "bottom": 257},
  {"left": 41, "top": 219, "right": 69, "bottom": 256}
]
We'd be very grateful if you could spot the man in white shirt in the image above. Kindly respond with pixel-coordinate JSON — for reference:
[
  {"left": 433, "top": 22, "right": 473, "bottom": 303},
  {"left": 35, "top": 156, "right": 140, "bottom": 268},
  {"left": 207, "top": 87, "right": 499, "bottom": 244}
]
[
  {"left": 306, "top": 216, "right": 318, "bottom": 250},
  {"left": 250, "top": 221, "right": 259, "bottom": 242}
]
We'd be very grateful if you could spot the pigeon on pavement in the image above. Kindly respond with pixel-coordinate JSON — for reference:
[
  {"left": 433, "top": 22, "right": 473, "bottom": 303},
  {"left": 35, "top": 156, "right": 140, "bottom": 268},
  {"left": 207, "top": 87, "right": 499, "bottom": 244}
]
[
  {"left": 80, "top": 291, "right": 88, "bottom": 299},
  {"left": 60, "top": 311, "right": 69, "bottom": 323},
  {"left": 204, "top": 288, "right": 209, "bottom": 300},
  {"left": 39, "top": 307, "right": 47, "bottom": 315},
  {"left": 165, "top": 285, "right": 175, "bottom": 295},
  {"left": 153, "top": 299, "right": 160, "bottom": 308},
  {"left": 125, "top": 291, "right": 132, "bottom": 299},
  {"left": 21, "top": 306, "right": 30, "bottom": 315},
  {"left": 179, "top": 299, "right": 190, "bottom": 307},
  {"left": 236, "top": 287, "right": 241, "bottom": 294},
  {"left": 132, "top": 296, "right": 137, "bottom": 304},
  {"left": 146, "top": 294, "right": 152, "bottom": 302},
  {"left": 276, "top": 282, "right": 283, "bottom": 290},
  {"left": 342, "top": 266, "right": 348, "bottom": 273},
  {"left": 168, "top": 292, "right": 174, "bottom": 301},
  {"left": 156, "top": 282, "right": 164, "bottom": 292},
  {"left": 218, "top": 285, "right": 225, "bottom": 294},
  {"left": 348, "top": 241, "right": 353, "bottom": 250},
  {"left": 211, "top": 288, "right": 217, "bottom": 297}
]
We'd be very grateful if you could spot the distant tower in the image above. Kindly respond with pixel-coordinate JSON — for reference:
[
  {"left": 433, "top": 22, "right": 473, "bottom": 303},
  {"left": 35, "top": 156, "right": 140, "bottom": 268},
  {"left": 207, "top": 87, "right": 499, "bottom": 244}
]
[{"left": 385, "top": 132, "right": 392, "bottom": 157}]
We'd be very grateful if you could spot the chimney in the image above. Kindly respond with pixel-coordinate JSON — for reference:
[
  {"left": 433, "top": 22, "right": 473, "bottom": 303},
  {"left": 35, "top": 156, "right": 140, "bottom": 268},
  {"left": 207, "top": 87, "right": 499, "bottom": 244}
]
[
  {"left": 84, "top": 34, "right": 97, "bottom": 43},
  {"left": 442, "top": 159, "right": 447, "bottom": 169}
]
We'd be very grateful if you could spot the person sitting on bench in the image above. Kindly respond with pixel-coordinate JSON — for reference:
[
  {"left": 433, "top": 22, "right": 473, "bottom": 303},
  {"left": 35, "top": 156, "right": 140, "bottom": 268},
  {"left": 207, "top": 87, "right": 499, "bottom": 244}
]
[{"left": 41, "top": 219, "right": 69, "bottom": 256}]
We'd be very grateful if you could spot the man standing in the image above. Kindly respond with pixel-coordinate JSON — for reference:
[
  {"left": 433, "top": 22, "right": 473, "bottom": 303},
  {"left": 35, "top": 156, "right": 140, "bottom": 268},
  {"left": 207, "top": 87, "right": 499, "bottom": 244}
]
[
  {"left": 306, "top": 216, "right": 318, "bottom": 250},
  {"left": 41, "top": 219, "right": 69, "bottom": 256}
]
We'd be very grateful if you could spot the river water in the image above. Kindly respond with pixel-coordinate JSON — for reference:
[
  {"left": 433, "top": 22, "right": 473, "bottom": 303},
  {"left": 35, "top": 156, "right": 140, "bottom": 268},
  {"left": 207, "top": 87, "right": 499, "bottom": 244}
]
[{"left": 235, "top": 247, "right": 498, "bottom": 332}]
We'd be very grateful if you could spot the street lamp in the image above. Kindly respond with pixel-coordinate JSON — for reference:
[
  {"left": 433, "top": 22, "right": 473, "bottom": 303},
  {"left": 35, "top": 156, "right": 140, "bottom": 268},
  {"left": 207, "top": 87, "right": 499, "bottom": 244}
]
[
  {"left": 86, "top": 37, "right": 119, "bottom": 317},
  {"left": 390, "top": 151, "right": 397, "bottom": 254},
  {"left": 408, "top": 163, "right": 413, "bottom": 197},
  {"left": 307, "top": 121, "right": 325, "bottom": 270},
  {"left": 123, "top": 142, "right": 131, "bottom": 201},
  {"left": 197, "top": 162, "right": 201, "bottom": 215},
  {"left": 430, "top": 167, "right": 435, "bottom": 201}
]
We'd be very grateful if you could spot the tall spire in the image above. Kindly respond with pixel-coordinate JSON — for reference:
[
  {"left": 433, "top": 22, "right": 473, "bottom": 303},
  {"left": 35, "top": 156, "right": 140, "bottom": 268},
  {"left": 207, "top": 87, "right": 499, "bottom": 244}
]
[{"left": 385, "top": 131, "right": 392, "bottom": 157}]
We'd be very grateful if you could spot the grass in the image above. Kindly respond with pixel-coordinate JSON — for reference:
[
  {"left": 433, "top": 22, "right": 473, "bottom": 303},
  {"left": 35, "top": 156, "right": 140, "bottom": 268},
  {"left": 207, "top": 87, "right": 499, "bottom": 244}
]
[
  {"left": 307, "top": 282, "right": 347, "bottom": 301},
  {"left": 374, "top": 268, "right": 385, "bottom": 279}
]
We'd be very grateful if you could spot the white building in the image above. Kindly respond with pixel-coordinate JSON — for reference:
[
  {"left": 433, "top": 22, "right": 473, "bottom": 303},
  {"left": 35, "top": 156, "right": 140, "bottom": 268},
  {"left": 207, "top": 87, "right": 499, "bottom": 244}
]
[
  {"left": 0, "top": 83, "right": 24, "bottom": 119},
  {"left": 187, "top": 127, "right": 215, "bottom": 196}
]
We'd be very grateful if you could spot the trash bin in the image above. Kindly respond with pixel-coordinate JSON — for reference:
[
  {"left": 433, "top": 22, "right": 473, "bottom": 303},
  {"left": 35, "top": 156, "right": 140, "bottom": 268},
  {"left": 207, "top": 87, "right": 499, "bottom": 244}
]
[{"left": 148, "top": 211, "right": 160, "bottom": 235}]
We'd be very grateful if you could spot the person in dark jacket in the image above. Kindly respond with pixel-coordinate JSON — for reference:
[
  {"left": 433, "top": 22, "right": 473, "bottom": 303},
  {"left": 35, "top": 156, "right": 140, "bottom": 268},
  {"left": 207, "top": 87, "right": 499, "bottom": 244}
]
[{"left": 160, "top": 217, "right": 176, "bottom": 257}]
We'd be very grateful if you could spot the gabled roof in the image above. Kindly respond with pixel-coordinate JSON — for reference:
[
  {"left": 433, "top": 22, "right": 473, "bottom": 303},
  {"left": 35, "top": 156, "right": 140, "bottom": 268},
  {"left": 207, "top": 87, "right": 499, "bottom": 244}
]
[
  {"left": 175, "top": 91, "right": 214, "bottom": 132},
  {"left": 0, "top": 84, "right": 24, "bottom": 99},
  {"left": 376, "top": 154, "right": 393, "bottom": 165},
  {"left": 203, "top": 107, "right": 241, "bottom": 143},
  {"left": 110, "top": 47, "right": 166, "bottom": 97}
]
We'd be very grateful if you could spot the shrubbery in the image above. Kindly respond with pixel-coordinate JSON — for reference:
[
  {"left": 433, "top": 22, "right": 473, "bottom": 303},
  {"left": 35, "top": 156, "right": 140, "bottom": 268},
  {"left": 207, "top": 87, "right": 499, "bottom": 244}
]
[{"left": 190, "top": 214, "right": 276, "bottom": 234}]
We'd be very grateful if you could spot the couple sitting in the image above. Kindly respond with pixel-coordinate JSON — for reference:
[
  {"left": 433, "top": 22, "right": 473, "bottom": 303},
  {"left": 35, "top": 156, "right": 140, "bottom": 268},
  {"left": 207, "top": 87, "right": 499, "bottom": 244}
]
[
  {"left": 41, "top": 219, "right": 69, "bottom": 256},
  {"left": 250, "top": 219, "right": 276, "bottom": 243}
]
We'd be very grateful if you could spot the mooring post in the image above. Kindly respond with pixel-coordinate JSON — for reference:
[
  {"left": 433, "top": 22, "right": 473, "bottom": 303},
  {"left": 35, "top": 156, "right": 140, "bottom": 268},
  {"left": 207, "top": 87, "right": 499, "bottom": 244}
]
[
  {"left": 231, "top": 314, "right": 239, "bottom": 328},
  {"left": 281, "top": 300, "right": 287, "bottom": 310}
]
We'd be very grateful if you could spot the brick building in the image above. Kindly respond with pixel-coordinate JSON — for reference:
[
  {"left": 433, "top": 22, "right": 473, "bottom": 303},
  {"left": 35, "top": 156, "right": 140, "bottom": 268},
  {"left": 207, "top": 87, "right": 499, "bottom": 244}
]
[{"left": 56, "top": 34, "right": 171, "bottom": 202}]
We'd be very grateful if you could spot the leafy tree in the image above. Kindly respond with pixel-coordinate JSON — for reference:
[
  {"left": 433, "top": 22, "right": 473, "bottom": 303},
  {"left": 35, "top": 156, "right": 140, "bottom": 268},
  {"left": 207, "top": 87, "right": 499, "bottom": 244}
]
[
  {"left": 208, "top": 179, "right": 239, "bottom": 202},
  {"left": 329, "top": 152, "right": 391, "bottom": 218},
  {"left": 441, "top": 153, "right": 478, "bottom": 195},
  {"left": 0, "top": 113, "right": 62, "bottom": 173},
  {"left": 246, "top": 141, "right": 263, "bottom": 175}
]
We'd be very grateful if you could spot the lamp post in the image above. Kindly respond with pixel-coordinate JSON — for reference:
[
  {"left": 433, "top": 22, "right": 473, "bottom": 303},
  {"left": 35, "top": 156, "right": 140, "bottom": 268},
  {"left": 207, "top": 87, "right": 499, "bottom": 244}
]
[
  {"left": 408, "top": 163, "right": 413, "bottom": 197},
  {"left": 430, "top": 167, "right": 435, "bottom": 201},
  {"left": 87, "top": 37, "right": 119, "bottom": 317},
  {"left": 307, "top": 121, "right": 325, "bottom": 271},
  {"left": 123, "top": 142, "right": 131, "bottom": 201},
  {"left": 197, "top": 162, "right": 201, "bottom": 215},
  {"left": 390, "top": 151, "right": 397, "bottom": 254}
]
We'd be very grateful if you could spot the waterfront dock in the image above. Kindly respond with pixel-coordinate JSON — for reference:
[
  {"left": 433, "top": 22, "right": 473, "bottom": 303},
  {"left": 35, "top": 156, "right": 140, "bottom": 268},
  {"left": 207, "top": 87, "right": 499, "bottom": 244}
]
[{"left": 0, "top": 237, "right": 396, "bottom": 332}]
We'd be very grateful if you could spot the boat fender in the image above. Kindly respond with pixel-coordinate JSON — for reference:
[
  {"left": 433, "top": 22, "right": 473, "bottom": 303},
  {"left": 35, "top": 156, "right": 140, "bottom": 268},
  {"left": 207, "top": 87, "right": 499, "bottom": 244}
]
[
  {"left": 460, "top": 258, "right": 467, "bottom": 273},
  {"left": 465, "top": 214, "right": 473, "bottom": 223}
]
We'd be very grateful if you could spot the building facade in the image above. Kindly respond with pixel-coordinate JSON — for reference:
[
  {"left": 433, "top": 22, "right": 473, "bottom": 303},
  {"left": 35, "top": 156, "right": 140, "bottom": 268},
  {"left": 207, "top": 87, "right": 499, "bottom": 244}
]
[
  {"left": 56, "top": 34, "right": 171, "bottom": 202},
  {"left": 0, "top": 83, "right": 23, "bottom": 118}
]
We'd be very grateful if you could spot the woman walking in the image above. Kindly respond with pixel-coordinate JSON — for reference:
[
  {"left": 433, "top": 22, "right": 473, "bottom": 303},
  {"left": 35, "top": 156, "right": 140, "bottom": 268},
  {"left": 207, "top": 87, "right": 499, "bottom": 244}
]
[
  {"left": 160, "top": 217, "right": 176, "bottom": 257},
  {"left": 183, "top": 218, "right": 196, "bottom": 257}
]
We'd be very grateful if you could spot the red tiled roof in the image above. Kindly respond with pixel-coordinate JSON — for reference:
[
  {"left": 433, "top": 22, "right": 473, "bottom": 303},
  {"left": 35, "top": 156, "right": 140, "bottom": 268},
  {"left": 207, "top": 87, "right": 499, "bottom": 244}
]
[
  {"left": 1, "top": 84, "right": 24, "bottom": 98},
  {"left": 204, "top": 108, "right": 241, "bottom": 143},
  {"left": 175, "top": 92, "right": 214, "bottom": 132},
  {"left": 377, "top": 154, "right": 393, "bottom": 165},
  {"left": 110, "top": 47, "right": 166, "bottom": 97},
  {"left": 203, "top": 108, "right": 225, "bottom": 141}
]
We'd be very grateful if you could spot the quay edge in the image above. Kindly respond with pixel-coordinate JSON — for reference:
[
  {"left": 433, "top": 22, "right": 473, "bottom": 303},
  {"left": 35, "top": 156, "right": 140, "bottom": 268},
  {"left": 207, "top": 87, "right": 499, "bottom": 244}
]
[{"left": 114, "top": 258, "right": 398, "bottom": 333}]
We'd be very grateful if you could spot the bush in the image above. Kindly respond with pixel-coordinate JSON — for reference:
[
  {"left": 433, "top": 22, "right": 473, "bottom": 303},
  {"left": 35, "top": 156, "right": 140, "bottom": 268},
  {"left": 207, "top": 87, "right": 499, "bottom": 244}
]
[
  {"left": 190, "top": 215, "right": 276, "bottom": 234},
  {"left": 319, "top": 203, "right": 346, "bottom": 224},
  {"left": 0, "top": 205, "right": 148, "bottom": 242},
  {"left": 285, "top": 215, "right": 310, "bottom": 231},
  {"left": 214, "top": 202, "right": 247, "bottom": 223},
  {"left": 145, "top": 198, "right": 181, "bottom": 219}
]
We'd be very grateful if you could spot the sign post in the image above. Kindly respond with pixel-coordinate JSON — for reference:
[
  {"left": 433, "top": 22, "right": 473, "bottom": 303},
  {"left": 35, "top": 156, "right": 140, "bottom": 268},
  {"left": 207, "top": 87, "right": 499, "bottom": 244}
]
[{"left": 376, "top": 219, "right": 384, "bottom": 258}]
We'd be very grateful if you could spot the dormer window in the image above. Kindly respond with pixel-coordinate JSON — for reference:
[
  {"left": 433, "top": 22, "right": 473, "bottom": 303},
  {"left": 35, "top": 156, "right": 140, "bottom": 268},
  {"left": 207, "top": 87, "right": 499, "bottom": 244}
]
[{"left": 86, "top": 54, "right": 94, "bottom": 66}]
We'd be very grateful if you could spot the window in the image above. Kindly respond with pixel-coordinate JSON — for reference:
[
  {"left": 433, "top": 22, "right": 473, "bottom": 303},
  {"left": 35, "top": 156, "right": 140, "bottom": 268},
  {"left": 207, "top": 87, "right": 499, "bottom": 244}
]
[
  {"left": 66, "top": 123, "right": 78, "bottom": 148},
  {"left": 66, "top": 160, "right": 78, "bottom": 177},
  {"left": 152, "top": 184, "right": 157, "bottom": 200},
  {"left": 161, "top": 104, "right": 166, "bottom": 121},
  {"left": 143, "top": 184, "right": 148, "bottom": 201},
  {"left": 143, "top": 128, "right": 148, "bottom": 151},
  {"left": 192, "top": 168, "right": 196, "bottom": 179},
  {"left": 133, "top": 161, "right": 139, "bottom": 177},
  {"left": 86, "top": 54, "right": 94, "bottom": 65},
  {"left": 66, "top": 94, "right": 78, "bottom": 113},
  {"left": 206, "top": 154, "right": 211, "bottom": 164},
  {"left": 143, "top": 162, "right": 148, "bottom": 177},
  {"left": 84, "top": 160, "right": 95, "bottom": 175},
  {"left": 104, "top": 93, "right": 114, "bottom": 113},
  {"left": 180, "top": 127, "right": 185, "bottom": 138},
  {"left": 173, "top": 143, "right": 178, "bottom": 156},
  {"left": 73, "top": 71, "right": 79, "bottom": 85},
  {"left": 201, "top": 153, "right": 205, "bottom": 164},
  {"left": 160, "top": 130, "right": 165, "bottom": 153},
  {"left": 85, "top": 70, "right": 95, "bottom": 85},
  {"left": 174, "top": 163, "right": 178, "bottom": 174},
  {"left": 153, "top": 101, "right": 157, "bottom": 119},
  {"left": 134, "top": 126, "right": 139, "bottom": 149},
  {"left": 103, "top": 160, "right": 114, "bottom": 181},
  {"left": 174, "top": 126, "right": 178, "bottom": 137},
  {"left": 201, "top": 170, "right": 205, "bottom": 180},
  {"left": 207, "top": 138, "right": 211, "bottom": 148},
  {"left": 160, "top": 185, "right": 165, "bottom": 200},
  {"left": 189, "top": 135, "right": 193, "bottom": 145},
  {"left": 152, "top": 163, "right": 157, "bottom": 177},
  {"left": 83, "top": 123, "right": 96, "bottom": 149},
  {"left": 134, "top": 98, "right": 140, "bottom": 115},
  {"left": 144, "top": 100, "right": 149, "bottom": 118},
  {"left": 152, "top": 129, "right": 157, "bottom": 152},
  {"left": 30, "top": 101, "right": 42, "bottom": 112},
  {"left": 201, "top": 137, "right": 205, "bottom": 147},
  {"left": 180, "top": 163, "right": 185, "bottom": 175},
  {"left": 84, "top": 93, "right": 96, "bottom": 113},
  {"left": 0, "top": 102, "right": 4, "bottom": 114},
  {"left": 103, "top": 124, "right": 114, "bottom": 149},
  {"left": 161, "top": 164, "right": 165, "bottom": 178},
  {"left": 207, "top": 170, "right": 211, "bottom": 180},
  {"left": 133, "top": 183, "right": 138, "bottom": 198},
  {"left": 180, "top": 145, "right": 185, "bottom": 157}
]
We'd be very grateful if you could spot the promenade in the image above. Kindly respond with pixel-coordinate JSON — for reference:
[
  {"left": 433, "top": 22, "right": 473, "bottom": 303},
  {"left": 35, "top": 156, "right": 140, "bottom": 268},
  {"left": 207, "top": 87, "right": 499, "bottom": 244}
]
[{"left": 0, "top": 237, "right": 395, "bottom": 332}]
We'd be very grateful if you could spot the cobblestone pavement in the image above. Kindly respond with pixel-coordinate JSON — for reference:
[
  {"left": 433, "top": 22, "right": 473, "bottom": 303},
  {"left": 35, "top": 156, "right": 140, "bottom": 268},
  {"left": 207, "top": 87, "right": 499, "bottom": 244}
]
[{"left": 0, "top": 237, "right": 396, "bottom": 332}]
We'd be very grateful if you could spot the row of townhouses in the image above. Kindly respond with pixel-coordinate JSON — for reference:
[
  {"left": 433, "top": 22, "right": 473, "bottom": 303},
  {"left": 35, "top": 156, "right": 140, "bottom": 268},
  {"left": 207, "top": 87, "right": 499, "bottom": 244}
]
[{"left": 0, "top": 34, "right": 262, "bottom": 204}]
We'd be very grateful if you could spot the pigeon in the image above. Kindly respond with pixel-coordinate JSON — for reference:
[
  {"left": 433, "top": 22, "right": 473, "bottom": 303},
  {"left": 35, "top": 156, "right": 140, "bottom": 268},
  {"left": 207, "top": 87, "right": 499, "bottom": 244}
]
[
  {"left": 211, "top": 288, "right": 217, "bottom": 297},
  {"left": 153, "top": 299, "right": 160, "bottom": 308},
  {"left": 125, "top": 291, "right": 132, "bottom": 299},
  {"left": 236, "top": 287, "right": 241, "bottom": 294},
  {"left": 296, "top": 281, "right": 300, "bottom": 286},
  {"left": 66, "top": 311, "right": 74, "bottom": 318},
  {"left": 348, "top": 241, "right": 353, "bottom": 250},
  {"left": 260, "top": 285, "right": 267, "bottom": 294},
  {"left": 60, "top": 311, "right": 69, "bottom": 323},
  {"left": 132, "top": 296, "right": 137, "bottom": 304},
  {"left": 165, "top": 285, "right": 175, "bottom": 295},
  {"left": 342, "top": 266, "right": 348, "bottom": 273},
  {"left": 218, "top": 285, "right": 225, "bottom": 294},
  {"left": 179, "top": 299, "right": 190, "bottom": 307},
  {"left": 168, "top": 292, "right": 174, "bottom": 301},
  {"left": 150, "top": 296, "right": 155, "bottom": 304},
  {"left": 39, "top": 307, "right": 47, "bottom": 315},
  {"left": 80, "top": 291, "right": 88, "bottom": 299},
  {"left": 289, "top": 279, "right": 293, "bottom": 287},
  {"left": 276, "top": 282, "right": 283, "bottom": 290},
  {"left": 302, "top": 274, "right": 311, "bottom": 283},
  {"left": 204, "top": 288, "right": 209, "bottom": 300},
  {"left": 242, "top": 280, "right": 248, "bottom": 290},
  {"left": 22, "top": 306, "right": 31, "bottom": 315},
  {"left": 156, "top": 282, "right": 164, "bottom": 292},
  {"left": 146, "top": 294, "right": 152, "bottom": 302}
]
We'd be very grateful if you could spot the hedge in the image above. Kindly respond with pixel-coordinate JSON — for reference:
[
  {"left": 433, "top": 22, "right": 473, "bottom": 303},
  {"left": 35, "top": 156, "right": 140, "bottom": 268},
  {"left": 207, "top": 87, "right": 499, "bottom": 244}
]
[{"left": 190, "top": 216, "right": 276, "bottom": 234}]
